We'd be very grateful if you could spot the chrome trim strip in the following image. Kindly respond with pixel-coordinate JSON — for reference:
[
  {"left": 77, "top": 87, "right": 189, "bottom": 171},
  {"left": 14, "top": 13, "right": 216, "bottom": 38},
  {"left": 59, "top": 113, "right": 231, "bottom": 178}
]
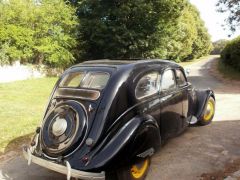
[{"left": 23, "top": 147, "right": 105, "bottom": 180}]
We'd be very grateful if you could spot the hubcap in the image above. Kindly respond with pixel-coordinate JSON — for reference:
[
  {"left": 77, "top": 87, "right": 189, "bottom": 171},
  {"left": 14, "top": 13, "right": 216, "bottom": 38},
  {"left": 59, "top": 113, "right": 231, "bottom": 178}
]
[
  {"left": 52, "top": 117, "right": 67, "bottom": 136},
  {"left": 203, "top": 100, "right": 214, "bottom": 121},
  {"left": 131, "top": 159, "right": 149, "bottom": 179}
]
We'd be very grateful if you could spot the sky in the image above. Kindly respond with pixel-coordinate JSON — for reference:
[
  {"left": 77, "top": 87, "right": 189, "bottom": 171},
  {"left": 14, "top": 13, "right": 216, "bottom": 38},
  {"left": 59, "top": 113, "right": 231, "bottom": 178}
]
[{"left": 190, "top": 0, "right": 240, "bottom": 42}]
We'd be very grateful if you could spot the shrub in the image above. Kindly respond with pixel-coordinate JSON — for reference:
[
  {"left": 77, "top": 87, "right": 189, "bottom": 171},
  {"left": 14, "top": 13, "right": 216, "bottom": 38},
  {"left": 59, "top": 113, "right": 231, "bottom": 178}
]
[{"left": 221, "top": 36, "right": 240, "bottom": 71}]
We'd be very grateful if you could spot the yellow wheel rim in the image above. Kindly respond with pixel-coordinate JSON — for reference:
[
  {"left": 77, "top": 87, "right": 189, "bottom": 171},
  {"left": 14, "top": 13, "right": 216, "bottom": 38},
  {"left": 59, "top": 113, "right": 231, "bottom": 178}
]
[
  {"left": 130, "top": 159, "right": 149, "bottom": 179},
  {"left": 203, "top": 100, "right": 214, "bottom": 121}
]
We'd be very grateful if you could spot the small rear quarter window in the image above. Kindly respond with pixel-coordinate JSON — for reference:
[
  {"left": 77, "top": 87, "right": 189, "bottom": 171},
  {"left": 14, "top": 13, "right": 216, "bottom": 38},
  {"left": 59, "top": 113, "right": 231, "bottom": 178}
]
[
  {"left": 135, "top": 72, "right": 159, "bottom": 99},
  {"left": 176, "top": 69, "right": 187, "bottom": 86}
]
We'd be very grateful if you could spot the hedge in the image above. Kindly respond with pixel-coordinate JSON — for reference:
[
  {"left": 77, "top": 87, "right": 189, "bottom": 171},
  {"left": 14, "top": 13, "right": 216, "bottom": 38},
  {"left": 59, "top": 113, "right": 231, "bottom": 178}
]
[{"left": 221, "top": 36, "right": 240, "bottom": 71}]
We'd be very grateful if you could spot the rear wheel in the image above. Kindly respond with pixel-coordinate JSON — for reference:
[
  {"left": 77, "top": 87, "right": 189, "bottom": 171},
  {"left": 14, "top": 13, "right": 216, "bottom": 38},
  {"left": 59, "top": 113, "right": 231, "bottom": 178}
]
[
  {"left": 116, "top": 157, "right": 151, "bottom": 180},
  {"left": 199, "top": 96, "right": 215, "bottom": 125}
]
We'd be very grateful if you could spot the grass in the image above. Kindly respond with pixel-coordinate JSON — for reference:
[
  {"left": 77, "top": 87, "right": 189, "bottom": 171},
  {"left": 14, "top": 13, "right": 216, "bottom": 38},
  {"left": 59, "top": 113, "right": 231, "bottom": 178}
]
[
  {"left": 218, "top": 59, "right": 240, "bottom": 80},
  {"left": 179, "top": 55, "right": 219, "bottom": 67},
  {"left": 0, "top": 77, "right": 57, "bottom": 154}
]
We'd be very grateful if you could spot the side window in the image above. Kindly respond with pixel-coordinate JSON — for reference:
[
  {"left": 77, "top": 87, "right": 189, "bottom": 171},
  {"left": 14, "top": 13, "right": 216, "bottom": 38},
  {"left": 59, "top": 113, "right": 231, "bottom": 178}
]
[
  {"left": 161, "top": 70, "right": 176, "bottom": 91},
  {"left": 135, "top": 72, "right": 159, "bottom": 99},
  {"left": 176, "top": 69, "right": 187, "bottom": 86}
]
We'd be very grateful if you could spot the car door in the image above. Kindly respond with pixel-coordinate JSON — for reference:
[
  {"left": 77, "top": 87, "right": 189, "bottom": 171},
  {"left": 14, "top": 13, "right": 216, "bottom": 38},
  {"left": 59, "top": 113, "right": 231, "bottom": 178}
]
[
  {"left": 159, "top": 69, "right": 183, "bottom": 140},
  {"left": 175, "top": 68, "right": 189, "bottom": 129}
]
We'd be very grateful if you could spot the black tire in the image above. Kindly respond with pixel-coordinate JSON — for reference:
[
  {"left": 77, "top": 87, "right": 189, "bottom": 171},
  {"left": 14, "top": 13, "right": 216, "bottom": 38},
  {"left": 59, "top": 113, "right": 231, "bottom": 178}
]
[
  {"left": 116, "top": 157, "right": 151, "bottom": 180},
  {"left": 198, "top": 96, "right": 215, "bottom": 126}
]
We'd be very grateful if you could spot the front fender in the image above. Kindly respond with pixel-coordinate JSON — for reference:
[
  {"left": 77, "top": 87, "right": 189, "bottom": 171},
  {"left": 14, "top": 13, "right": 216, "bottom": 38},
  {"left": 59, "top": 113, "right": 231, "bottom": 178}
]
[
  {"left": 85, "top": 115, "right": 160, "bottom": 171},
  {"left": 194, "top": 89, "right": 215, "bottom": 119}
]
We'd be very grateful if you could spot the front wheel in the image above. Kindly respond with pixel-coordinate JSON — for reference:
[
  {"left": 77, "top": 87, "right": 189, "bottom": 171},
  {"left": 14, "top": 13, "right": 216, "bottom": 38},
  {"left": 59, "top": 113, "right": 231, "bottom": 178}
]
[
  {"left": 116, "top": 157, "right": 151, "bottom": 180},
  {"left": 199, "top": 96, "right": 215, "bottom": 125}
]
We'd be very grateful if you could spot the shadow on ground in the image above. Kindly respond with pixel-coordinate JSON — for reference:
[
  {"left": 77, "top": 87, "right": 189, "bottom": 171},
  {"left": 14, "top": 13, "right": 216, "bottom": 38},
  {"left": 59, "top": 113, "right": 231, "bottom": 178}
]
[{"left": 0, "top": 133, "right": 33, "bottom": 158}]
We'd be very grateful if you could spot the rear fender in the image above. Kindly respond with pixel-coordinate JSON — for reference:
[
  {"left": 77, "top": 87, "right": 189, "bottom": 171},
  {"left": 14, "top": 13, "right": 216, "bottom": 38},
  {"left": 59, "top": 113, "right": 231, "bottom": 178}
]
[
  {"left": 194, "top": 89, "right": 215, "bottom": 120},
  {"left": 85, "top": 115, "right": 160, "bottom": 171}
]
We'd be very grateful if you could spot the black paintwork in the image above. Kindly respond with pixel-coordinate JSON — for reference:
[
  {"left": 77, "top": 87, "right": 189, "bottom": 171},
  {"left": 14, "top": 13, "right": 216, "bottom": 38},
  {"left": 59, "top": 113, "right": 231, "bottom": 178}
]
[{"left": 32, "top": 59, "right": 215, "bottom": 173}]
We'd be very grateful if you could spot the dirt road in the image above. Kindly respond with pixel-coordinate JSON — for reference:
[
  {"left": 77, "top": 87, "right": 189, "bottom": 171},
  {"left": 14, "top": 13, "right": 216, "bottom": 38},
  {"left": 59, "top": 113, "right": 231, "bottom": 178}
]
[{"left": 1, "top": 57, "right": 240, "bottom": 180}]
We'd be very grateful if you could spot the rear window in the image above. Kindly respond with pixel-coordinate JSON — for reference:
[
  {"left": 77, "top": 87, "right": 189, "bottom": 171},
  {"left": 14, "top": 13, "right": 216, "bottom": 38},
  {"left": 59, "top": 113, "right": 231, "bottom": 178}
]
[{"left": 59, "top": 71, "right": 110, "bottom": 90}]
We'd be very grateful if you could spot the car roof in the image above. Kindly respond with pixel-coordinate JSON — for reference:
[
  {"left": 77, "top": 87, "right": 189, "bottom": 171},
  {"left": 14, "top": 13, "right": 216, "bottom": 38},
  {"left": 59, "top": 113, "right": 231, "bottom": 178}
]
[{"left": 72, "top": 59, "right": 181, "bottom": 70}]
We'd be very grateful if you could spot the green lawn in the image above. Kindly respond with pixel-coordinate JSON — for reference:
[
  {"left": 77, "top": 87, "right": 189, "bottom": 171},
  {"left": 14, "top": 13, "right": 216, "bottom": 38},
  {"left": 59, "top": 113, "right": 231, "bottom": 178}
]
[
  {"left": 0, "top": 77, "right": 57, "bottom": 154},
  {"left": 218, "top": 59, "right": 240, "bottom": 80}
]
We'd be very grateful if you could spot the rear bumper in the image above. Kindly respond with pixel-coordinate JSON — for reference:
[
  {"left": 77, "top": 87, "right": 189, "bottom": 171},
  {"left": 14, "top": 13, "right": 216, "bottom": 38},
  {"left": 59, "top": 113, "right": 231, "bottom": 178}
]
[{"left": 22, "top": 146, "right": 105, "bottom": 180}]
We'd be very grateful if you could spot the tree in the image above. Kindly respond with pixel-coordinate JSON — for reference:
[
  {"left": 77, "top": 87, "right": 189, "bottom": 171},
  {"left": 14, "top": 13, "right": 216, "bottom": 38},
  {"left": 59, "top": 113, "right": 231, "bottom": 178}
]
[
  {"left": 217, "top": 0, "right": 240, "bottom": 32},
  {"left": 189, "top": 5, "right": 213, "bottom": 59},
  {"left": 74, "top": 0, "right": 186, "bottom": 60},
  {"left": 161, "top": 3, "right": 198, "bottom": 61},
  {"left": 211, "top": 39, "right": 229, "bottom": 55},
  {"left": 0, "top": 0, "right": 78, "bottom": 67},
  {"left": 155, "top": 3, "right": 212, "bottom": 61},
  {"left": 72, "top": 0, "right": 212, "bottom": 62}
]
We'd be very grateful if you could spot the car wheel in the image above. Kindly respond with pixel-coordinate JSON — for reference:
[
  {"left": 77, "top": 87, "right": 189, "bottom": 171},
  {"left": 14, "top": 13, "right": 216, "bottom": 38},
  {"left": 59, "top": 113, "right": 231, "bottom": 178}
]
[
  {"left": 199, "top": 96, "right": 215, "bottom": 125},
  {"left": 116, "top": 157, "right": 151, "bottom": 180}
]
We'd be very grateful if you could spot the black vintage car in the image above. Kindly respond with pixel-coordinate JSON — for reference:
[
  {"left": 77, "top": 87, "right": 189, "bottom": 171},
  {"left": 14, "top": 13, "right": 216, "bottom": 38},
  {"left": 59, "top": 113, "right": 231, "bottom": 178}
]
[{"left": 23, "top": 59, "right": 215, "bottom": 180}]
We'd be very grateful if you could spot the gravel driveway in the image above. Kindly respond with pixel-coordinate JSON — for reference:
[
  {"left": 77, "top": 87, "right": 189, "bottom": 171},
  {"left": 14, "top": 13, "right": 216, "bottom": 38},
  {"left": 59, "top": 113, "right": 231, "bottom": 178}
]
[{"left": 1, "top": 57, "right": 240, "bottom": 180}]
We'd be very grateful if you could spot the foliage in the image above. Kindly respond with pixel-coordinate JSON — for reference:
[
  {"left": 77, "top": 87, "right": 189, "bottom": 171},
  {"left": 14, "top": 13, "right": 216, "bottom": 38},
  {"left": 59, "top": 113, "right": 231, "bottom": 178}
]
[
  {"left": 211, "top": 39, "right": 229, "bottom": 55},
  {"left": 189, "top": 5, "right": 213, "bottom": 59},
  {"left": 221, "top": 36, "right": 240, "bottom": 71},
  {"left": 157, "top": 4, "right": 196, "bottom": 61},
  {"left": 0, "top": 0, "right": 78, "bottom": 68},
  {"left": 217, "top": 0, "right": 240, "bottom": 32},
  {"left": 72, "top": 0, "right": 212, "bottom": 62},
  {"left": 0, "top": 0, "right": 213, "bottom": 65},
  {"left": 74, "top": 0, "right": 186, "bottom": 60},
  {"left": 0, "top": 43, "right": 10, "bottom": 65},
  {"left": 162, "top": 4, "right": 212, "bottom": 61}
]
